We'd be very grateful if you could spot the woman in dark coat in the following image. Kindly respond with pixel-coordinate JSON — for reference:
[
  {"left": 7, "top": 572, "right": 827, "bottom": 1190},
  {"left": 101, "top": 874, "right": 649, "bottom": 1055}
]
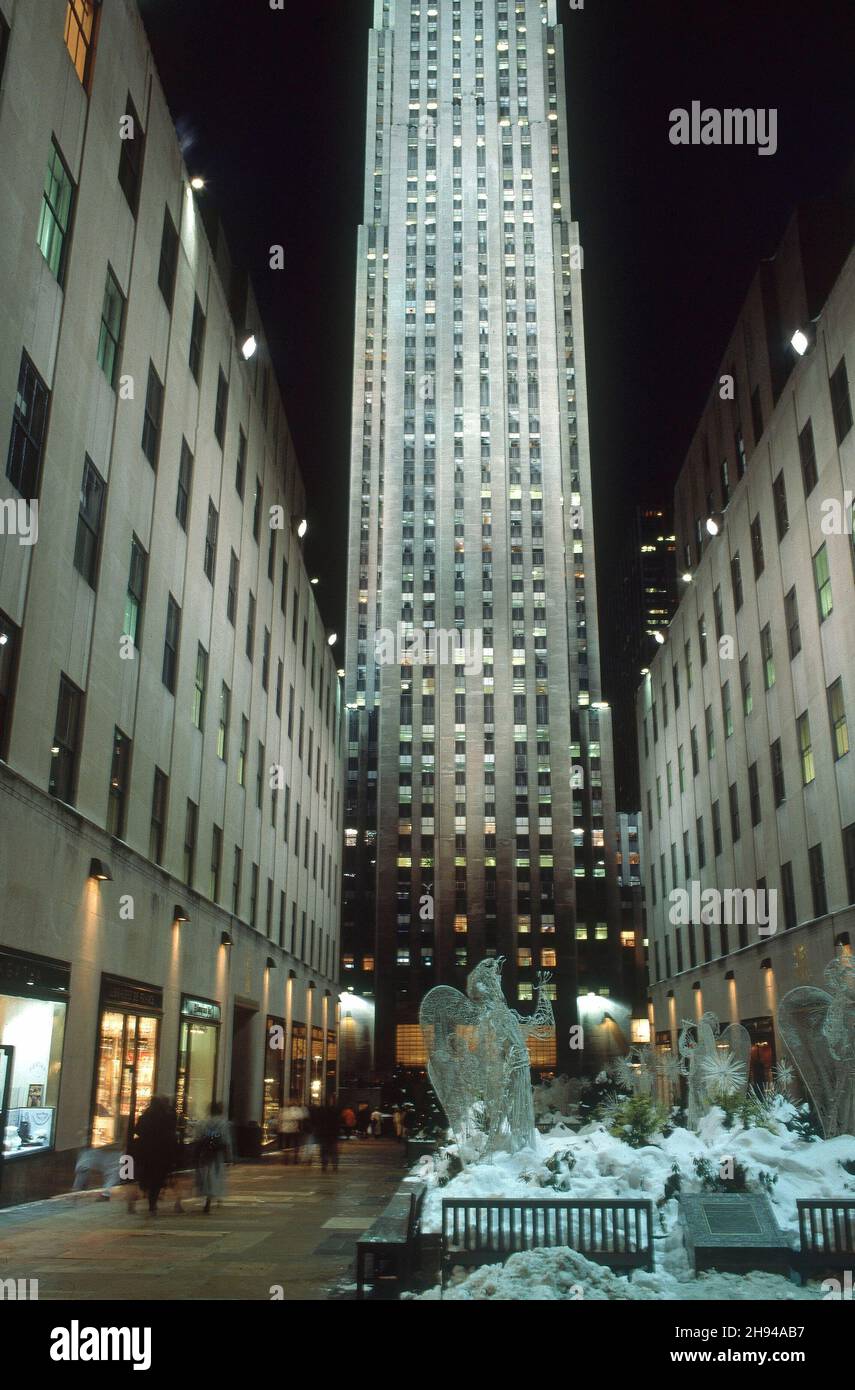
[{"left": 132, "top": 1096, "right": 178, "bottom": 1215}]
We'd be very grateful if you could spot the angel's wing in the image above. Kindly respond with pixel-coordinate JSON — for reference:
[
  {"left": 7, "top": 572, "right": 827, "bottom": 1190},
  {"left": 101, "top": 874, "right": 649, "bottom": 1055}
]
[
  {"left": 718, "top": 1022, "right": 752, "bottom": 1094},
  {"left": 419, "top": 985, "right": 483, "bottom": 1139},
  {"left": 777, "top": 986, "right": 836, "bottom": 1138}
]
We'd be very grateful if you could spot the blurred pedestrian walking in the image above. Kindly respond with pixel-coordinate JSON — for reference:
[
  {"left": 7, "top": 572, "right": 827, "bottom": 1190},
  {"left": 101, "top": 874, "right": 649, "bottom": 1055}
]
[
  {"left": 194, "top": 1101, "right": 232, "bottom": 1214},
  {"left": 277, "top": 1101, "right": 305, "bottom": 1163},
  {"left": 72, "top": 1135, "right": 122, "bottom": 1200},
  {"left": 340, "top": 1105, "right": 356, "bottom": 1139},
  {"left": 131, "top": 1096, "right": 178, "bottom": 1216},
  {"left": 356, "top": 1102, "right": 371, "bottom": 1140},
  {"left": 317, "top": 1104, "right": 340, "bottom": 1173}
]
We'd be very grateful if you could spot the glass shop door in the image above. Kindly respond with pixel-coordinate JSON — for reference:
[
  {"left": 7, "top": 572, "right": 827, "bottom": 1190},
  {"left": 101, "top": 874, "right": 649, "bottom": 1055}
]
[{"left": 92, "top": 1010, "right": 159, "bottom": 1149}]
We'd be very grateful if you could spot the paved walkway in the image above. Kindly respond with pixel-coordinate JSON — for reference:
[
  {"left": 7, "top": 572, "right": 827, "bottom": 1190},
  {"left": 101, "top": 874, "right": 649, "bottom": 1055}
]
[{"left": 0, "top": 1140, "right": 406, "bottom": 1301}]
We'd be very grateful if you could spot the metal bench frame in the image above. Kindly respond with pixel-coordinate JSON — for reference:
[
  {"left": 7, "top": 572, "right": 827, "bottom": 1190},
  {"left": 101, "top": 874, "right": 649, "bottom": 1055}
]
[
  {"left": 441, "top": 1197, "right": 655, "bottom": 1289},
  {"left": 797, "top": 1199, "right": 855, "bottom": 1279},
  {"left": 356, "top": 1182, "right": 426, "bottom": 1299}
]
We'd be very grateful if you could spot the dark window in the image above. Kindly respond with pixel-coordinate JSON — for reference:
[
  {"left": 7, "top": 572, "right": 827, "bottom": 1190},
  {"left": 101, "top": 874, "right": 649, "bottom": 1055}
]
[
  {"left": 106, "top": 727, "right": 131, "bottom": 838},
  {"left": 750, "top": 385, "right": 763, "bottom": 445},
  {"left": 735, "top": 425, "right": 747, "bottom": 479},
  {"left": 246, "top": 592, "right": 255, "bottom": 661},
  {"left": 256, "top": 741, "right": 264, "bottom": 810},
  {"left": 772, "top": 470, "right": 789, "bottom": 541},
  {"left": 192, "top": 644, "right": 207, "bottom": 730},
  {"left": 162, "top": 594, "right": 180, "bottom": 693},
  {"left": 252, "top": 477, "right": 263, "bottom": 542},
  {"left": 73, "top": 456, "right": 105, "bottom": 587},
  {"left": 280, "top": 557, "right": 289, "bottom": 614},
  {"left": 235, "top": 428, "right": 246, "bottom": 497},
  {"left": 730, "top": 552, "right": 743, "bottom": 611},
  {"left": 117, "top": 97, "right": 144, "bottom": 215},
  {"left": 728, "top": 781, "right": 740, "bottom": 842},
  {"left": 813, "top": 543, "right": 833, "bottom": 623},
  {"left": 288, "top": 685, "right": 295, "bottom": 739},
  {"left": 770, "top": 737, "right": 786, "bottom": 806},
  {"left": 123, "top": 536, "right": 146, "bottom": 649},
  {"left": 798, "top": 419, "right": 818, "bottom": 496},
  {"left": 214, "top": 369, "right": 229, "bottom": 447},
  {"left": 176, "top": 439, "right": 192, "bottom": 529},
  {"left": 0, "top": 610, "right": 21, "bottom": 760},
  {"left": 785, "top": 586, "right": 801, "bottom": 659},
  {"left": 250, "top": 864, "right": 259, "bottom": 927},
  {"left": 276, "top": 659, "right": 284, "bottom": 718},
  {"left": 150, "top": 767, "right": 168, "bottom": 863},
  {"left": 64, "top": 0, "right": 99, "bottom": 88},
  {"left": 748, "top": 761, "right": 761, "bottom": 826},
  {"left": 97, "top": 267, "right": 124, "bottom": 387},
  {"left": 828, "top": 677, "right": 849, "bottom": 761},
  {"left": 0, "top": 14, "right": 9, "bottom": 90},
  {"left": 829, "top": 357, "right": 853, "bottom": 445},
  {"left": 761, "top": 623, "right": 775, "bottom": 689},
  {"left": 141, "top": 361, "right": 164, "bottom": 468},
  {"left": 184, "top": 799, "right": 198, "bottom": 886},
  {"left": 267, "top": 525, "right": 276, "bottom": 581},
  {"left": 262, "top": 628, "right": 271, "bottom": 691},
  {"left": 203, "top": 499, "right": 218, "bottom": 582},
  {"left": 227, "top": 550, "right": 238, "bottom": 625},
  {"left": 189, "top": 296, "right": 205, "bottom": 382},
  {"left": 210, "top": 825, "right": 222, "bottom": 901},
  {"left": 705, "top": 704, "right": 715, "bottom": 760},
  {"left": 740, "top": 653, "right": 752, "bottom": 716},
  {"left": 49, "top": 674, "right": 83, "bottom": 804},
  {"left": 842, "top": 823, "right": 855, "bottom": 906},
  {"left": 672, "top": 662, "right": 680, "bottom": 710},
  {"left": 696, "top": 816, "right": 705, "bottom": 870},
  {"left": 6, "top": 352, "right": 49, "bottom": 497},
  {"left": 781, "top": 861, "right": 797, "bottom": 930},
  {"left": 37, "top": 140, "right": 75, "bottom": 285},
  {"left": 232, "top": 847, "right": 242, "bottom": 915},
  {"left": 157, "top": 208, "right": 179, "bottom": 309},
  {"left": 698, "top": 616, "right": 707, "bottom": 666},
  {"left": 690, "top": 725, "right": 699, "bottom": 777},
  {"left": 713, "top": 585, "right": 724, "bottom": 640},
  {"left": 750, "top": 513, "right": 764, "bottom": 578},
  {"left": 712, "top": 799, "right": 722, "bottom": 857},
  {"left": 808, "top": 843, "right": 827, "bottom": 919}
]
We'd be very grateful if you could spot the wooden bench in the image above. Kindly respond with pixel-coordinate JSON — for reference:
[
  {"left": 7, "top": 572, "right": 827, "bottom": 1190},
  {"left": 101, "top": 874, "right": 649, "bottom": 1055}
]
[
  {"left": 356, "top": 1181, "right": 426, "bottom": 1299},
  {"left": 797, "top": 1199, "right": 855, "bottom": 1279},
  {"left": 441, "top": 1197, "right": 655, "bottom": 1288}
]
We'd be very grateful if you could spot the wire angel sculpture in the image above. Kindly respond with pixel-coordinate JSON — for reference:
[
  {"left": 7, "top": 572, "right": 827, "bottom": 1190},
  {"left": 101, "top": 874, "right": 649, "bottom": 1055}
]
[
  {"left": 777, "top": 955, "right": 855, "bottom": 1138},
  {"left": 610, "top": 1045, "right": 658, "bottom": 1098},
  {"left": 676, "top": 1013, "right": 751, "bottom": 1128},
  {"left": 419, "top": 957, "right": 554, "bottom": 1162}
]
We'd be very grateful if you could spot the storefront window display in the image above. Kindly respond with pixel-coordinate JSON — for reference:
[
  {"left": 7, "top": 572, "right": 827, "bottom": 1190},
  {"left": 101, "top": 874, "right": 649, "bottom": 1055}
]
[
  {"left": 309, "top": 1025, "right": 324, "bottom": 1104},
  {"left": 262, "top": 1015, "right": 286, "bottom": 1146},
  {"left": 175, "top": 997, "right": 220, "bottom": 1145},
  {"left": 1, "top": 950, "right": 68, "bottom": 1159},
  {"left": 289, "top": 1022, "right": 306, "bottom": 1103},
  {"left": 91, "top": 978, "right": 161, "bottom": 1149}
]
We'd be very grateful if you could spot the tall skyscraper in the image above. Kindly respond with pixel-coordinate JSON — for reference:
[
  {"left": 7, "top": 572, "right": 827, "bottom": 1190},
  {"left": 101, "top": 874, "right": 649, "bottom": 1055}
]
[{"left": 342, "top": 0, "right": 624, "bottom": 1076}]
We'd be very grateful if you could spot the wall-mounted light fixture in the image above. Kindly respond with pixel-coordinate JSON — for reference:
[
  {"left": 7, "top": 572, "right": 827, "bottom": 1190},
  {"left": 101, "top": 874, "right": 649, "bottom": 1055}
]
[
  {"left": 666, "top": 989, "right": 674, "bottom": 999},
  {"left": 174, "top": 905, "right": 190, "bottom": 924},
  {"left": 288, "top": 969, "right": 296, "bottom": 981},
  {"left": 692, "top": 981, "right": 701, "bottom": 991},
  {"left": 241, "top": 334, "right": 257, "bottom": 361},
  {"left": 190, "top": 176, "right": 205, "bottom": 192},
  {"left": 724, "top": 970, "right": 735, "bottom": 981},
  {"left": 790, "top": 328, "right": 810, "bottom": 356},
  {"left": 266, "top": 957, "right": 277, "bottom": 971},
  {"left": 220, "top": 931, "right": 233, "bottom": 947},
  {"left": 297, "top": 519, "right": 308, "bottom": 539},
  {"left": 89, "top": 858, "right": 112, "bottom": 882},
  {"left": 760, "top": 957, "right": 772, "bottom": 971}
]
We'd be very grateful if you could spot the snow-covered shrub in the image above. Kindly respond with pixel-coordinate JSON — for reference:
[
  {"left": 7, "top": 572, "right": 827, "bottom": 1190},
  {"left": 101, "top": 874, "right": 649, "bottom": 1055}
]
[
  {"left": 603, "top": 1095, "right": 671, "bottom": 1149},
  {"left": 693, "top": 1155, "right": 749, "bottom": 1193}
]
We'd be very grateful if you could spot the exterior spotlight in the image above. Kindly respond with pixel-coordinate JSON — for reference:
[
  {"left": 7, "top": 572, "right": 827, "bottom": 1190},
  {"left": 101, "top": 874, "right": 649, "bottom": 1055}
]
[
  {"left": 760, "top": 957, "right": 772, "bottom": 971},
  {"left": 190, "top": 176, "right": 205, "bottom": 191},
  {"left": 310, "top": 577, "right": 319, "bottom": 586},
  {"left": 724, "top": 970, "right": 735, "bottom": 981},
  {"left": 790, "top": 329, "right": 809, "bottom": 356},
  {"left": 89, "top": 858, "right": 112, "bottom": 882},
  {"left": 266, "top": 956, "right": 277, "bottom": 970},
  {"left": 308, "top": 980, "right": 316, "bottom": 990},
  {"left": 640, "top": 667, "right": 650, "bottom": 677},
  {"left": 288, "top": 969, "right": 297, "bottom": 980},
  {"left": 327, "top": 632, "right": 337, "bottom": 646},
  {"left": 706, "top": 515, "right": 721, "bottom": 536},
  {"left": 0, "top": 633, "right": 8, "bottom": 646},
  {"left": 241, "top": 334, "right": 257, "bottom": 361},
  {"left": 682, "top": 571, "right": 693, "bottom": 584},
  {"left": 220, "top": 931, "right": 233, "bottom": 947},
  {"left": 297, "top": 519, "right": 308, "bottom": 539},
  {"left": 173, "top": 904, "right": 190, "bottom": 923},
  {"left": 337, "top": 668, "right": 345, "bottom": 678},
  {"left": 666, "top": 989, "right": 674, "bottom": 999},
  {"left": 692, "top": 981, "right": 701, "bottom": 991},
  {"left": 834, "top": 932, "right": 851, "bottom": 948},
  {"left": 653, "top": 631, "right": 665, "bottom": 645}
]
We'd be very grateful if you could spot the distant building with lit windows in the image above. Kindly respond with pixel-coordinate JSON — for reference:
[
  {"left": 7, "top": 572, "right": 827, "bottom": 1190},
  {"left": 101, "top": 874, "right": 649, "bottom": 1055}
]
[
  {"left": 0, "top": 0, "right": 343, "bottom": 1205},
  {"left": 638, "top": 192, "right": 855, "bottom": 1080},
  {"left": 341, "top": 0, "right": 627, "bottom": 1079}
]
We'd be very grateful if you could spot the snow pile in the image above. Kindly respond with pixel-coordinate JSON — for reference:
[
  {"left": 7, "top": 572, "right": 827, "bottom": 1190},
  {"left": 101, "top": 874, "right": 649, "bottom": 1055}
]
[
  {"left": 413, "top": 1105, "right": 855, "bottom": 1301},
  {"left": 416, "top": 1246, "right": 823, "bottom": 1301}
]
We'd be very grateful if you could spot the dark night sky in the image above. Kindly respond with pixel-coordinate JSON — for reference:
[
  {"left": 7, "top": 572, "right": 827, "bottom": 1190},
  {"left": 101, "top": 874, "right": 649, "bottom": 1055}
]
[{"left": 141, "top": 0, "right": 855, "bottom": 683}]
